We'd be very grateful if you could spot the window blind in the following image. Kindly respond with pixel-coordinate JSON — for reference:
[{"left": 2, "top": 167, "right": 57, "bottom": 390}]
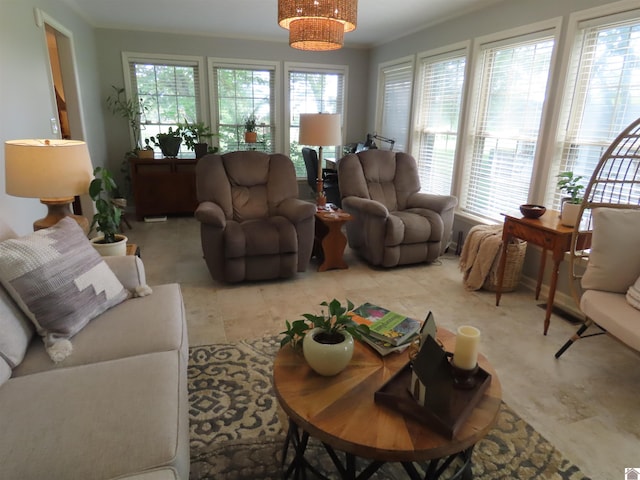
[
  {"left": 129, "top": 60, "right": 200, "bottom": 156},
  {"left": 211, "top": 65, "right": 276, "bottom": 153},
  {"left": 288, "top": 69, "right": 346, "bottom": 177},
  {"left": 414, "top": 52, "right": 466, "bottom": 195},
  {"left": 546, "top": 12, "right": 640, "bottom": 209},
  {"left": 379, "top": 62, "right": 413, "bottom": 153},
  {"left": 462, "top": 36, "right": 555, "bottom": 221}
]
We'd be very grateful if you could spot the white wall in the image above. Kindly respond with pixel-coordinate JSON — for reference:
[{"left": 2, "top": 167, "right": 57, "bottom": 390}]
[{"left": 0, "top": 0, "right": 106, "bottom": 235}]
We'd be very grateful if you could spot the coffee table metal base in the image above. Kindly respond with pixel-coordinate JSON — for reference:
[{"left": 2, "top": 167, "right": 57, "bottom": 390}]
[{"left": 282, "top": 421, "right": 474, "bottom": 480}]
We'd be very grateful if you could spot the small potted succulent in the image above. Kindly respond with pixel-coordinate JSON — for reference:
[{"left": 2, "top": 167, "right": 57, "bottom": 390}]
[
  {"left": 243, "top": 114, "right": 258, "bottom": 143},
  {"left": 280, "top": 299, "right": 369, "bottom": 376},
  {"left": 138, "top": 138, "right": 155, "bottom": 159},
  {"left": 89, "top": 167, "right": 127, "bottom": 256},
  {"left": 557, "top": 171, "right": 585, "bottom": 227}
]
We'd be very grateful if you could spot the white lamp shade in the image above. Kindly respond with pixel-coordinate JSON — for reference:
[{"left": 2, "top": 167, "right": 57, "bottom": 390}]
[
  {"left": 5, "top": 139, "right": 93, "bottom": 200},
  {"left": 299, "top": 113, "right": 342, "bottom": 147}
]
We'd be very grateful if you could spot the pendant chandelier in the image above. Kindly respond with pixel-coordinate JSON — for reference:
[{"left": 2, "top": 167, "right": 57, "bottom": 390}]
[{"left": 278, "top": 0, "right": 358, "bottom": 51}]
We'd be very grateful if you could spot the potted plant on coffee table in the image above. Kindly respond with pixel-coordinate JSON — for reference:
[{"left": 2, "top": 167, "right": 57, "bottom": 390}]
[
  {"left": 280, "top": 299, "right": 369, "bottom": 376},
  {"left": 89, "top": 166, "right": 127, "bottom": 256},
  {"left": 557, "top": 171, "right": 585, "bottom": 227}
]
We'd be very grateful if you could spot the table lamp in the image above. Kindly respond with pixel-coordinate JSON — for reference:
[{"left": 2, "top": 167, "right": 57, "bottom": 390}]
[
  {"left": 5, "top": 139, "right": 94, "bottom": 232},
  {"left": 299, "top": 113, "right": 342, "bottom": 205}
]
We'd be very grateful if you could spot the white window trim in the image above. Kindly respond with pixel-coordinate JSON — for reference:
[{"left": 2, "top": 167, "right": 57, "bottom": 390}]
[
  {"left": 412, "top": 41, "right": 471, "bottom": 196},
  {"left": 207, "top": 57, "right": 282, "bottom": 152},
  {"left": 121, "top": 51, "right": 207, "bottom": 135},
  {"left": 284, "top": 61, "right": 349, "bottom": 157},
  {"left": 375, "top": 55, "right": 415, "bottom": 150},
  {"left": 540, "top": 0, "right": 640, "bottom": 206},
  {"left": 456, "top": 18, "right": 562, "bottom": 221}
]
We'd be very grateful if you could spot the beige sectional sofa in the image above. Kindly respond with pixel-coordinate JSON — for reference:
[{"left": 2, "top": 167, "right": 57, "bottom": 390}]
[{"left": 0, "top": 219, "right": 190, "bottom": 480}]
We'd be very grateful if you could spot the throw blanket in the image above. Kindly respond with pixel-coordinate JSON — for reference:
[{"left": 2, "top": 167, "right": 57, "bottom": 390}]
[{"left": 459, "top": 224, "right": 503, "bottom": 291}]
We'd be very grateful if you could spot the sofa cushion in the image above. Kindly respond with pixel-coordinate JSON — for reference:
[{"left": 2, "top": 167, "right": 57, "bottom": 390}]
[
  {"left": 581, "top": 289, "right": 640, "bottom": 351},
  {"left": 0, "top": 357, "right": 10, "bottom": 385},
  {"left": 0, "top": 350, "right": 188, "bottom": 480},
  {"left": 12, "top": 284, "right": 186, "bottom": 377},
  {"left": 0, "top": 218, "right": 128, "bottom": 362},
  {"left": 581, "top": 207, "right": 640, "bottom": 293},
  {"left": 0, "top": 286, "right": 34, "bottom": 368}
]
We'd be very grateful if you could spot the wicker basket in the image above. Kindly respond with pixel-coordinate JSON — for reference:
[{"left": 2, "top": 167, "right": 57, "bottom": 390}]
[{"left": 482, "top": 239, "right": 527, "bottom": 292}]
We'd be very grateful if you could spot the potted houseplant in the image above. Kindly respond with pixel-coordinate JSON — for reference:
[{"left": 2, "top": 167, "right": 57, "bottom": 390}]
[
  {"left": 138, "top": 138, "right": 155, "bottom": 159},
  {"left": 89, "top": 166, "right": 127, "bottom": 256},
  {"left": 106, "top": 85, "right": 148, "bottom": 196},
  {"left": 179, "top": 120, "right": 219, "bottom": 158},
  {"left": 150, "top": 126, "right": 183, "bottom": 158},
  {"left": 557, "top": 171, "right": 585, "bottom": 227},
  {"left": 280, "top": 299, "right": 369, "bottom": 376},
  {"left": 244, "top": 114, "right": 258, "bottom": 143}
]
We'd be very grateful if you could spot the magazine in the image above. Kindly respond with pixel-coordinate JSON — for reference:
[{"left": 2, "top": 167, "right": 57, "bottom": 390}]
[
  {"left": 350, "top": 302, "right": 422, "bottom": 346},
  {"left": 360, "top": 331, "right": 418, "bottom": 356}
]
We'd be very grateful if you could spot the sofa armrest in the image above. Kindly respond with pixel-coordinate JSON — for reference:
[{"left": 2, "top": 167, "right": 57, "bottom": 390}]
[
  {"left": 342, "top": 196, "right": 389, "bottom": 218},
  {"left": 195, "top": 201, "right": 226, "bottom": 228},
  {"left": 103, "top": 256, "right": 147, "bottom": 292},
  {"left": 407, "top": 193, "right": 457, "bottom": 214},
  {"left": 275, "top": 198, "right": 316, "bottom": 224}
]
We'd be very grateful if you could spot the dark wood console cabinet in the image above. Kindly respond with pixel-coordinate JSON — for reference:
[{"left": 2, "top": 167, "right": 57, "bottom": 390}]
[{"left": 130, "top": 157, "right": 198, "bottom": 220}]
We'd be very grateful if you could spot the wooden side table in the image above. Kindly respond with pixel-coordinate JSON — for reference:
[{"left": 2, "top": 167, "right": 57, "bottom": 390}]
[
  {"left": 314, "top": 210, "right": 353, "bottom": 272},
  {"left": 495, "top": 210, "right": 588, "bottom": 335},
  {"left": 126, "top": 243, "right": 140, "bottom": 257},
  {"left": 273, "top": 329, "right": 501, "bottom": 479}
]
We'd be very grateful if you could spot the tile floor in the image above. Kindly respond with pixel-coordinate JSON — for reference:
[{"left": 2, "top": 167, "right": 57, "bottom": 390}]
[{"left": 124, "top": 216, "right": 639, "bottom": 480}]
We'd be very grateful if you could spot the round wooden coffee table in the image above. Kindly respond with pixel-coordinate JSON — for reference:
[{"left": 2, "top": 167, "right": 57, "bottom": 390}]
[{"left": 272, "top": 328, "right": 502, "bottom": 479}]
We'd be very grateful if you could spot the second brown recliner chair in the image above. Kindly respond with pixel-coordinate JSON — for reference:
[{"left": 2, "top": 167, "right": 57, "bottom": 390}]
[
  {"left": 195, "top": 151, "right": 316, "bottom": 283},
  {"left": 338, "top": 150, "right": 457, "bottom": 267}
]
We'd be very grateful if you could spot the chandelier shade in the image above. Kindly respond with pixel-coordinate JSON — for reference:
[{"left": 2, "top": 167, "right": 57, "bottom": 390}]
[{"left": 278, "top": 0, "right": 357, "bottom": 51}]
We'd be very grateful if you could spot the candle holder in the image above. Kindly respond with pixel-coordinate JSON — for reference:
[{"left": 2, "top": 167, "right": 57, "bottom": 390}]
[{"left": 450, "top": 360, "right": 479, "bottom": 390}]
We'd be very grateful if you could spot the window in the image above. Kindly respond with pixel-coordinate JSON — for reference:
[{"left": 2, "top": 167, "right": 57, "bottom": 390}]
[
  {"left": 547, "top": 9, "right": 640, "bottom": 208},
  {"left": 412, "top": 48, "right": 467, "bottom": 195},
  {"left": 286, "top": 63, "right": 347, "bottom": 177},
  {"left": 123, "top": 53, "right": 204, "bottom": 156},
  {"left": 461, "top": 32, "right": 556, "bottom": 221},
  {"left": 377, "top": 58, "right": 413, "bottom": 153},
  {"left": 210, "top": 60, "right": 278, "bottom": 153}
]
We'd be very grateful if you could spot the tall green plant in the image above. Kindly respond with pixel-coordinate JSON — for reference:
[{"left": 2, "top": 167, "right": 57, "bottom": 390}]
[
  {"left": 106, "top": 85, "right": 146, "bottom": 153},
  {"left": 89, "top": 167, "right": 122, "bottom": 244}
]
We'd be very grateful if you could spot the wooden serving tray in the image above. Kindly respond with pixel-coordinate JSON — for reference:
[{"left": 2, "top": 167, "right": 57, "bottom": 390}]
[{"left": 374, "top": 362, "right": 491, "bottom": 439}]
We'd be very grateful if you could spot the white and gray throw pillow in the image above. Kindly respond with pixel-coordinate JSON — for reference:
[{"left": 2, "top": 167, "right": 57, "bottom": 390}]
[{"left": 0, "top": 218, "right": 128, "bottom": 362}]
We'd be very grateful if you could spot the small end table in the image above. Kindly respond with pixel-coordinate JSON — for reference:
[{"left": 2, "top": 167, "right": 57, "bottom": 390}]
[
  {"left": 126, "top": 243, "right": 140, "bottom": 257},
  {"left": 314, "top": 210, "right": 353, "bottom": 272}
]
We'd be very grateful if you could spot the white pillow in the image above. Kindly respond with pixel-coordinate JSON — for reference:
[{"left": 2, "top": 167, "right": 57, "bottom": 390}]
[
  {"left": 0, "top": 286, "right": 34, "bottom": 368},
  {"left": 582, "top": 208, "right": 640, "bottom": 293},
  {"left": 0, "top": 218, "right": 128, "bottom": 362}
]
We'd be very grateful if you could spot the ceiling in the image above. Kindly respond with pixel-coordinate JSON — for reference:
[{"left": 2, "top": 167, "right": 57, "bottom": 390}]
[{"left": 62, "top": 0, "right": 503, "bottom": 48}]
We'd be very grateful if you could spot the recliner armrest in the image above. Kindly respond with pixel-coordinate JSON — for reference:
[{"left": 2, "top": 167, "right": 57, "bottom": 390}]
[
  {"left": 342, "top": 197, "right": 389, "bottom": 218},
  {"left": 195, "top": 201, "right": 226, "bottom": 228},
  {"left": 407, "top": 193, "right": 457, "bottom": 214},
  {"left": 275, "top": 198, "right": 316, "bottom": 223}
]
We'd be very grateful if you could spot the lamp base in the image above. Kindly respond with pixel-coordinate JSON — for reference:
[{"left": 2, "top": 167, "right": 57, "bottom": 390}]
[{"left": 34, "top": 198, "right": 89, "bottom": 234}]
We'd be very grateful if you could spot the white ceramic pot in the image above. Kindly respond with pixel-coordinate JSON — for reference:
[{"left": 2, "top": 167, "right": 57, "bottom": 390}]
[
  {"left": 303, "top": 328, "right": 354, "bottom": 376},
  {"left": 560, "top": 202, "right": 581, "bottom": 227},
  {"left": 90, "top": 234, "right": 128, "bottom": 256}
]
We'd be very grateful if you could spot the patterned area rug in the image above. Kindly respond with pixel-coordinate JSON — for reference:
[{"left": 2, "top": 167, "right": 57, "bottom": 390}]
[{"left": 188, "top": 337, "right": 590, "bottom": 480}]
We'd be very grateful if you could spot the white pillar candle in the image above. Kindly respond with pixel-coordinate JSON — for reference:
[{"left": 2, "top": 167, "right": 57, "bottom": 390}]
[{"left": 452, "top": 326, "right": 480, "bottom": 370}]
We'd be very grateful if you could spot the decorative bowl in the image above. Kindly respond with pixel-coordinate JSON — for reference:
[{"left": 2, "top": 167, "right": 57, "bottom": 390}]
[{"left": 519, "top": 204, "right": 546, "bottom": 219}]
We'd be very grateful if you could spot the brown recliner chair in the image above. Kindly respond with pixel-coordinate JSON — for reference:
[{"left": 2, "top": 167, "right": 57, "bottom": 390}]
[
  {"left": 195, "top": 151, "right": 316, "bottom": 283},
  {"left": 338, "top": 150, "right": 457, "bottom": 267}
]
